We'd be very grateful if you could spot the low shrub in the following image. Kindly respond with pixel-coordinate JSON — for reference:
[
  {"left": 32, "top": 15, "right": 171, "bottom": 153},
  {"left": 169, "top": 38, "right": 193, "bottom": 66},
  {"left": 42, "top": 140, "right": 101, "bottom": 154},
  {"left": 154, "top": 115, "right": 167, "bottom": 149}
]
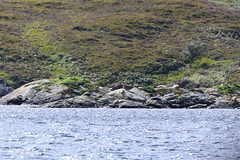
[
  {"left": 52, "top": 76, "right": 90, "bottom": 90},
  {"left": 182, "top": 41, "right": 208, "bottom": 62},
  {"left": 217, "top": 83, "right": 240, "bottom": 94},
  {"left": 95, "top": 72, "right": 154, "bottom": 87},
  {"left": 142, "top": 86, "right": 156, "bottom": 93}
]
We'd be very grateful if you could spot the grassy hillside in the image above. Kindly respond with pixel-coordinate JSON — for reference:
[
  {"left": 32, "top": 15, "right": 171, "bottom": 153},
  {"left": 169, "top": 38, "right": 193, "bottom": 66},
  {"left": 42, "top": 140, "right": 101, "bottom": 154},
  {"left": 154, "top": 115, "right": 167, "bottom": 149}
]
[{"left": 0, "top": 0, "right": 239, "bottom": 88}]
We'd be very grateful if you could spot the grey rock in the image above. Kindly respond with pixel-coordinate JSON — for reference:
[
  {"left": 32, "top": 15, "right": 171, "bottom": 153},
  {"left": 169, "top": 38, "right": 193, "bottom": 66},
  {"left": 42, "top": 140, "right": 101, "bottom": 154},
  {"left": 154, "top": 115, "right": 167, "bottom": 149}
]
[
  {"left": 0, "top": 79, "right": 77, "bottom": 105},
  {"left": 68, "top": 95, "right": 97, "bottom": 108},
  {"left": 162, "top": 94, "right": 178, "bottom": 101},
  {"left": 208, "top": 98, "right": 240, "bottom": 109},
  {"left": 159, "top": 91, "right": 216, "bottom": 108},
  {"left": 98, "top": 88, "right": 150, "bottom": 107},
  {"left": 26, "top": 84, "right": 76, "bottom": 105},
  {"left": 110, "top": 99, "right": 147, "bottom": 108},
  {"left": 208, "top": 99, "right": 231, "bottom": 109},
  {"left": 146, "top": 97, "right": 169, "bottom": 108},
  {"left": 188, "top": 104, "right": 208, "bottom": 109},
  {"left": 0, "top": 82, "right": 13, "bottom": 98},
  {"left": 170, "top": 104, "right": 181, "bottom": 108},
  {"left": 0, "top": 79, "right": 50, "bottom": 105},
  {"left": 43, "top": 99, "right": 70, "bottom": 108},
  {"left": 105, "top": 89, "right": 128, "bottom": 100},
  {"left": 190, "top": 88, "right": 204, "bottom": 94},
  {"left": 43, "top": 95, "right": 97, "bottom": 108},
  {"left": 106, "top": 88, "right": 150, "bottom": 102},
  {"left": 151, "top": 96, "right": 162, "bottom": 100},
  {"left": 97, "top": 97, "right": 111, "bottom": 107},
  {"left": 1, "top": 79, "right": 238, "bottom": 109},
  {"left": 6, "top": 95, "right": 24, "bottom": 105},
  {"left": 129, "top": 87, "right": 151, "bottom": 101},
  {"left": 210, "top": 93, "right": 222, "bottom": 97}
]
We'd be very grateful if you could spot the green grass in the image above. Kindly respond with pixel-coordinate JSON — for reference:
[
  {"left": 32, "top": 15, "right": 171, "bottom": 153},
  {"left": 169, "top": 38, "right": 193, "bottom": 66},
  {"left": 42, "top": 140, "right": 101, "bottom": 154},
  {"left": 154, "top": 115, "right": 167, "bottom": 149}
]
[
  {"left": 49, "top": 75, "right": 97, "bottom": 93},
  {"left": 51, "top": 76, "right": 90, "bottom": 89},
  {"left": 0, "top": 0, "right": 239, "bottom": 88}
]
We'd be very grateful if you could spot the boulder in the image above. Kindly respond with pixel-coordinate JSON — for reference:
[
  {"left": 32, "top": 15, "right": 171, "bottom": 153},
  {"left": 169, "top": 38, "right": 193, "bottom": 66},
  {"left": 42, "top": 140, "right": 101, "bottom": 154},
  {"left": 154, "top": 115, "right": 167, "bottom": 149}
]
[
  {"left": 146, "top": 97, "right": 169, "bottom": 108},
  {"left": 208, "top": 99, "right": 231, "bottom": 109},
  {"left": 106, "top": 88, "right": 149, "bottom": 102},
  {"left": 129, "top": 87, "right": 151, "bottom": 101},
  {"left": 25, "top": 84, "right": 75, "bottom": 105},
  {"left": 6, "top": 95, "right": 24, "bottom": 105},
  {"left": 208, "top": 97, "right": 240, "bottom": 109},
  {"left": 67, "top": 95, "right": 97, "bottom": 108},
  {"left": 96, "top": 87, "right": 150, "bottom": 108},
  {"left": 98, "top": 87, "right": 150, "bottom": 107},
  {"left": 110, "top": 99, "right": 147, "bottom": 108},
  {"left": 42, "top": 99, "right": 70, "bottom": 108},
  {"left": 0, "top": 79, "right": 76, "bottom": 105},
  {"left": 0, "top": 79, "right": 49, "bottom": 105},
  {"left": 97, "top": 97, "right": 111, "bottom": 107},
  {"left": 160, "top": 91, "right": 216, "bottom": 108},
  {"left": 42, "top": 95, "right": 97, "bottom": 108}
]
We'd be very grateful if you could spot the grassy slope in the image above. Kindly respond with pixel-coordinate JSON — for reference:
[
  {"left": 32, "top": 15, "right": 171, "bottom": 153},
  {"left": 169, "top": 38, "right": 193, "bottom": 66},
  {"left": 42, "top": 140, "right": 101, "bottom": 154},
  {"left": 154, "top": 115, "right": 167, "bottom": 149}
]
[{"left": 0, "top": 0, "right": 239, "bottom": 88}]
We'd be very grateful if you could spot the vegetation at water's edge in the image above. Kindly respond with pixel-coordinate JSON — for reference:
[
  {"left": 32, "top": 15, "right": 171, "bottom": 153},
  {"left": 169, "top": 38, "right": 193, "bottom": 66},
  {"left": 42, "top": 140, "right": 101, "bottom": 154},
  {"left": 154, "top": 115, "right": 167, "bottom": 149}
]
[
  {"left": 0, "top": 0, "right": 239, "bottom": 89},
  {"left": 51, "top": 75, "right": 97, "bottom": 93},
  {"left": 217, "top": 83, "right": 240, "bottom": 94}
]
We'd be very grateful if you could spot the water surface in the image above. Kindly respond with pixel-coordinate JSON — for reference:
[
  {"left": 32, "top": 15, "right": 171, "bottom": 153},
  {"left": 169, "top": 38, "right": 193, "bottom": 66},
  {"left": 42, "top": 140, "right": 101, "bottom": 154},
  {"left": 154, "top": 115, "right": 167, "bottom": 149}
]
[{"left": 0, "top": 106, "right": 239, "bottom": 159}]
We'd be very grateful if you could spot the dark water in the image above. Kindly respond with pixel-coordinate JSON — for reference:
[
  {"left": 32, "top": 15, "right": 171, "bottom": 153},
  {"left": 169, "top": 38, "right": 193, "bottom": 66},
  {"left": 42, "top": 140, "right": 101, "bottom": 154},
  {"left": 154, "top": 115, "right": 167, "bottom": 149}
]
[{"left": 0, "top": 106, "right": 239, "bottom": 160}]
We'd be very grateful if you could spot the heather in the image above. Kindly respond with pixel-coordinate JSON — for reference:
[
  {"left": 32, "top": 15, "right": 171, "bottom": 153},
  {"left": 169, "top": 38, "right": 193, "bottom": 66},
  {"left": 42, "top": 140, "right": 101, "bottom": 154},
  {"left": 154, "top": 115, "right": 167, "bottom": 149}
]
[{"left": 0, "top": 0, "right": 239, "bottom": 89}]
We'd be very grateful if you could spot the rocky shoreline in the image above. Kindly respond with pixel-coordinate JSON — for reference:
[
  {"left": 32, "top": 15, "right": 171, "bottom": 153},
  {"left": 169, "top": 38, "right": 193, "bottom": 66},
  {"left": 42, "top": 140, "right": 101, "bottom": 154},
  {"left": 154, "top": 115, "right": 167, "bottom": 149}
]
[{"left": 0, "top": 79, "right": 239, "bottom": 109}]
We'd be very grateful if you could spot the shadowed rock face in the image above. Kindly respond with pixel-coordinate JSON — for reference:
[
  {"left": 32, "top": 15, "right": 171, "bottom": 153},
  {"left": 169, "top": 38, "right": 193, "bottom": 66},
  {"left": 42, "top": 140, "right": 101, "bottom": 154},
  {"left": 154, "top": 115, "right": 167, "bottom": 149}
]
[
  {"left": 0, "top": 81, "right": 13, "bottom": 98},
  {"left": 42, "top": 95, "right": 97, "bottom": 108},
  {"left": 110, "top": 99, "right": 148, "bottom": 108}
]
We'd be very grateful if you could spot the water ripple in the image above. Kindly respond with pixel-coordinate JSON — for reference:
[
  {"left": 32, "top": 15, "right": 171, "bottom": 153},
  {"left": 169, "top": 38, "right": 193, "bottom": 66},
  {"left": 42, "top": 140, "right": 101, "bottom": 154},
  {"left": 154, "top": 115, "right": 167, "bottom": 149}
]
[{"left": 0, "top": 106, "right": 239, "bottom": 159}]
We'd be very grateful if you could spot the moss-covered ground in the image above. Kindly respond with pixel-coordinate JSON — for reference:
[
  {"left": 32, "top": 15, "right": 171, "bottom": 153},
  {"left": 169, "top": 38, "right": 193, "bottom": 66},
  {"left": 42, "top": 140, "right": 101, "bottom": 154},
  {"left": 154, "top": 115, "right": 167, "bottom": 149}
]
[{"left": 0, "top": 0, "right": 239, "bottom": 88}]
